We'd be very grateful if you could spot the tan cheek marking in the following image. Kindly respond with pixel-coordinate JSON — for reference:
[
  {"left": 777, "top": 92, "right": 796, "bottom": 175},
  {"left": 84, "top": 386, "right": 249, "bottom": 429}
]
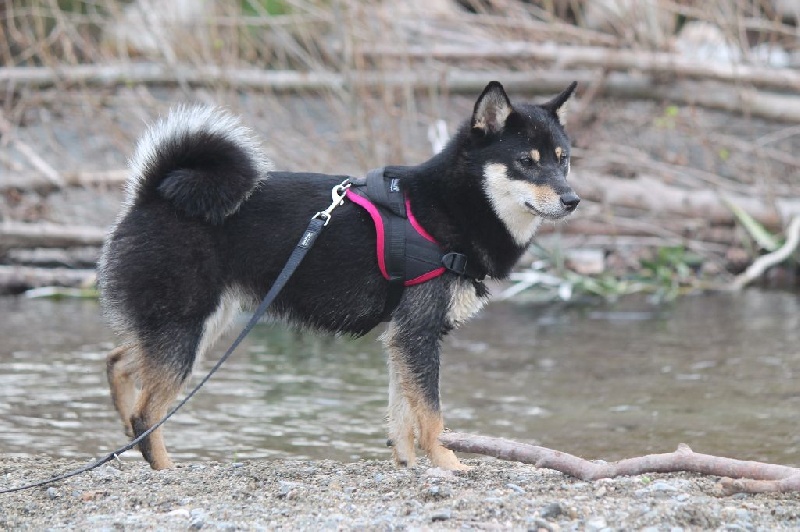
[
  {"left": 555, "top": 146, "right": 562, "bottom": 159},
  {"left": 530, "top": 149, "right": 540, "bottom": 163}
]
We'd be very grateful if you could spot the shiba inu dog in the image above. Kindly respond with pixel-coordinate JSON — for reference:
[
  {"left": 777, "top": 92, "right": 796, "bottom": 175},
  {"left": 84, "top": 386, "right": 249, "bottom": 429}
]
[{"left": 98, "top": 81, "right": 579, "bottom": 471}]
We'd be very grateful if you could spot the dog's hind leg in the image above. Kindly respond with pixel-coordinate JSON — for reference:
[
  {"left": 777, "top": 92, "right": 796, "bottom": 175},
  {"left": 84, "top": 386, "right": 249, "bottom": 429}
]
[
  {"left": 130, "top": 364, "right": 183, "bottom": 470},
  {"left": 129, "top": 291, "right": 241, "bottom": 470},
  {"left": 106, "top": 344, "right": 139, "bottom": 437}
]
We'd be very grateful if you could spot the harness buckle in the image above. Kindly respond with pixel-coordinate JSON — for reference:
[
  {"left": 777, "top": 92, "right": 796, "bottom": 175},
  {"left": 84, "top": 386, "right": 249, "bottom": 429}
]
[{"left": 442, "top": 252, "right": 469, "bottom": 276}]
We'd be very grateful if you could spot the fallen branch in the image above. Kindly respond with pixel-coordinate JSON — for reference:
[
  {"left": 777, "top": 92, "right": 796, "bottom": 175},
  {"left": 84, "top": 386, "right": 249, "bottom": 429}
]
[
  {"left": 0, "top": 265, "right": 95, "bottom": 293},
  {"left": 439, "top": 432, "right": 800, "bottom": 495},
  {"left": 0, "top": 222, "right": 107, "bottom": 249},
  {"left": 0, "top": 110, "right": 64, "bottom": 187},
  {"left": 731, "top": 216, "right": 800, "bottom": 290},
  {"left": 363, "top": 42, "right": 800, "bottom": 93},
  {"left": 720, "top": 473, "right": 800, "bottom": 494},
  {"left": 1, "top": 169, "right": 127, "bottom": 191},
  {"left": 4, "top": 65, "right": 800, "bottom": 121},
  {"left": 7, "top": 247, "right": 100, "bottom": 268},
  {"left": 576, "top": 172, "right": 800, "bottom": 229}
]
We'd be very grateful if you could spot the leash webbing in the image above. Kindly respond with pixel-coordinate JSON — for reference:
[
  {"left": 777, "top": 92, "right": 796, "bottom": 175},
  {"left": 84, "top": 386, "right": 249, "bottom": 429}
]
[{"left": 0, "top": 182, "right": 349, "bottom": 495}]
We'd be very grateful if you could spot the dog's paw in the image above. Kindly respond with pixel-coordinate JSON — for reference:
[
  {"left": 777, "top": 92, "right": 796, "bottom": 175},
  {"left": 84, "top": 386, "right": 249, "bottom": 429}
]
[
  {"left": 392, "top": 449, "right": 417, "bottom": 468},
  {"left": 429, "top": 446, "right": 470, "bottom": 471}
]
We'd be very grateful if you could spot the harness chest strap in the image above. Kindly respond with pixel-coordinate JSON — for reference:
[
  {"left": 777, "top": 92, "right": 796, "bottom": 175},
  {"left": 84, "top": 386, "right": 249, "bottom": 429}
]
[{"left": 345, "top": 168, "right": 484, "bottom": 318}]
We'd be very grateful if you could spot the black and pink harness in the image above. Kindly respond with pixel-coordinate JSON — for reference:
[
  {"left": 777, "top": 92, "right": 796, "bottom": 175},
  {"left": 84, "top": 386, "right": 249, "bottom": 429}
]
[{"left": 346, "top": 168, "right": 484, "bottom": 318}]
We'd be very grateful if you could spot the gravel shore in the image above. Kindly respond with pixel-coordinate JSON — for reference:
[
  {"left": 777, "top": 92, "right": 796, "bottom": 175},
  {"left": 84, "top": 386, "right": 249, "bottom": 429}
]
[{"left": 2, "top": 456, "right": 798, "bottom": 530}]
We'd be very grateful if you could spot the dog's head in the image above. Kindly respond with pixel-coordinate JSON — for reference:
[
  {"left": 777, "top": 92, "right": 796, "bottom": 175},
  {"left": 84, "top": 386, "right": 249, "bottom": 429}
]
[{"left": 470, "top": 81, "right": 579, "bottom": 245}]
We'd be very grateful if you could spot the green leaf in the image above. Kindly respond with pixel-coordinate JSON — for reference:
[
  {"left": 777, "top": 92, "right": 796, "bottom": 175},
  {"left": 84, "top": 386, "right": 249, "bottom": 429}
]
[{"left": 724, "top": 199, "right": 780, "bottom": 252}]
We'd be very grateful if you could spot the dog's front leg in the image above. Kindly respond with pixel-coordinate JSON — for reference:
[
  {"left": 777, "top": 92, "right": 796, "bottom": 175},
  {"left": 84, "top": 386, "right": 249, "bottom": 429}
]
[
  {"left": 382, "top": 296, "right": 467, "bottom": 471},
  {"left": 384, "top": 322, "right": 417, "bottom": 467}
]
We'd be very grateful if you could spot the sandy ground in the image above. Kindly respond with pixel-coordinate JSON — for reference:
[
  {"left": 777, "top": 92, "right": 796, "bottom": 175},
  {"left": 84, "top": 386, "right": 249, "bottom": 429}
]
[{"left": 1, "top": 456, "right": 799, "bottom": 530}]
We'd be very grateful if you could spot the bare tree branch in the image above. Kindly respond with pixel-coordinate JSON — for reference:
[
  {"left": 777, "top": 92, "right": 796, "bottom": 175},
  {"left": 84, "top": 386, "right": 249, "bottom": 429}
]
[
  {"left": 439, "top": 432, "right": 800, "bottom": 494},
  {"left": 0, "top": 222, "right": 106, "bottom": 249}
]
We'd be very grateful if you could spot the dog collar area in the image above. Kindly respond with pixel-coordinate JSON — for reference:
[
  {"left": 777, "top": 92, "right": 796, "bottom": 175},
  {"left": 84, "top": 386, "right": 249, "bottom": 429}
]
[{"left": 345, "top": 167, "right": 485, "bottom": 317}]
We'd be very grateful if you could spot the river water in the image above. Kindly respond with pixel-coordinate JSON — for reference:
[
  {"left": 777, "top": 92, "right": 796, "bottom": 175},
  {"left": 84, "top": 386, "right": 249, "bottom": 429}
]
[{"left": 0, "top": 291, "right": 797, "bottom": 466}]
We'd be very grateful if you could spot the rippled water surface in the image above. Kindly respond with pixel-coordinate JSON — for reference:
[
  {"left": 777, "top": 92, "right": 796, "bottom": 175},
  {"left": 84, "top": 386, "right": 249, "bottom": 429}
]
[{"left": 0, "top": 291, "right": 798, "bottom": 466}]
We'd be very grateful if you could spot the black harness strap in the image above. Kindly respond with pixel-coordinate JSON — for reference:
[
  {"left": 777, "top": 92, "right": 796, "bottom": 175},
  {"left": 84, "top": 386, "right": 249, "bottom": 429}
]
[
  {"left": 365, "top": 168, "right": 407, "bottom": 318},
  {"left": 366, "top": 167, "right": 404, "bottom": 217}
]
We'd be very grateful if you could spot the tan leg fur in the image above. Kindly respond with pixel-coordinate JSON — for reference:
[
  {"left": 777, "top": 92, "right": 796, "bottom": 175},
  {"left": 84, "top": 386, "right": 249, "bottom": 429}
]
[{"left": 106, "top": 345, "right": 138, "bottom": 437}]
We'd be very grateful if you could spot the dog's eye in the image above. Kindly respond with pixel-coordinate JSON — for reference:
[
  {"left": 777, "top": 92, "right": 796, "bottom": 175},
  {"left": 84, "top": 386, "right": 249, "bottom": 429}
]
[
  {"left": 559, "top": 153, "right": 569, "bottom": 165},
  {"left": 518, "top": 156, "right": 534, "bottom": 167}
]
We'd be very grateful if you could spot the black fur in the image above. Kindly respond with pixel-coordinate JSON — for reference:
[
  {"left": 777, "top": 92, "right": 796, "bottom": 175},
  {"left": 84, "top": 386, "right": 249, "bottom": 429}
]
[{"left": 98, "top": 82, "right": 580, "bottom": 469}]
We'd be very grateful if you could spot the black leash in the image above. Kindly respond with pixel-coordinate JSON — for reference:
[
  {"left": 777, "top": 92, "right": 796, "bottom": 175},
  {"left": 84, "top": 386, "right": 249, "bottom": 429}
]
[{"left": 0, "top": 180, "right": 351, "bottom": 495}]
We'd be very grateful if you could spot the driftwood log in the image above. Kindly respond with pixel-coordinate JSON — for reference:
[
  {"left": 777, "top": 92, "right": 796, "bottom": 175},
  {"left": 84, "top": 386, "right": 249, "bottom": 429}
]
[
  {"left": 439, "top": 432, "right": 800, "bottom": 495},
  {"left": 0, "top": 222, "right": 106, "bottom": 249},
  {"left": 365, "top": 43, "right": 800, "bottom": 93},
  {"left": 1, "top": 170, "right": 127, "bottom": 192},
  {"left": 3, "top": 65, "right": 800, "bottom": 122},
  {"left": 0, "top": 265, "right": 95, "bottom": 291}
]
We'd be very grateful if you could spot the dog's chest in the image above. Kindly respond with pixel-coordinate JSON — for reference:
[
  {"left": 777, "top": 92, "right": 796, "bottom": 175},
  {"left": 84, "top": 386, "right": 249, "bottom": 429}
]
[{"left": 446, "top": 281, "right": 488, "bottom": 326}]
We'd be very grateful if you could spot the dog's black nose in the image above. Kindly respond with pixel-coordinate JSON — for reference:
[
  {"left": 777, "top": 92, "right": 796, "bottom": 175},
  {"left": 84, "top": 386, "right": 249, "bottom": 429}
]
[{"left": 560, "top": 192, "right": 580, "bottom": 212}]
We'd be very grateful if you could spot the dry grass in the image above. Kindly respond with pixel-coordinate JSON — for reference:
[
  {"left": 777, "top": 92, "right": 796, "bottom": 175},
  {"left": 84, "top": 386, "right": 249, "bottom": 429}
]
[
  {"left": 2, "top": 0, "right": 797, "bottom": 168},
  {"left": 2, "top": 0, "right": 800, "bottom": 279}
]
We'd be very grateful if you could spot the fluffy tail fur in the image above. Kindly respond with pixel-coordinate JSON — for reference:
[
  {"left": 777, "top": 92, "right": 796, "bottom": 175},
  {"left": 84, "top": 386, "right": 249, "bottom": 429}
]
[{"left": 126, "top": 105, "right": 272, "bottom": 224}]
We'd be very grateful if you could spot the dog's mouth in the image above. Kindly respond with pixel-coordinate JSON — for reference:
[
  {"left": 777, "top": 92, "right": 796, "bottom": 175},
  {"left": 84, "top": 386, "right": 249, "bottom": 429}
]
[{"left": 524, "top": 202, "right": 568, "bottom": 220}]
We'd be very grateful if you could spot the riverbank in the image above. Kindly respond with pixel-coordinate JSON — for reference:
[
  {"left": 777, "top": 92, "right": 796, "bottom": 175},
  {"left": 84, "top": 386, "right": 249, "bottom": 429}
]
[{"left": 1, "top": 456, "right": 799, "bottom": 529}]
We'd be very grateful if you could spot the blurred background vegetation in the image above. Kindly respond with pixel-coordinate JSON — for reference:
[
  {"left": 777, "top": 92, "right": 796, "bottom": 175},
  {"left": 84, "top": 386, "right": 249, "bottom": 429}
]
[{"left": 1, "top": 0, "right": 800, "bottom": 301}]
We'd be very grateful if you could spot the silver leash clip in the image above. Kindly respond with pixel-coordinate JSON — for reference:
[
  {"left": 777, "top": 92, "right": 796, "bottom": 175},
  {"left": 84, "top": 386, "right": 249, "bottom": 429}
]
[{"left": 313, "top": 179, "right": 352, "bottom": 225}]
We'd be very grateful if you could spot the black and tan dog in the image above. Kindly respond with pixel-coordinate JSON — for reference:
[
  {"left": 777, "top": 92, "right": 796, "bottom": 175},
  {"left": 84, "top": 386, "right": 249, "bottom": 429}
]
[{"left": 98, "top": 81, "right": 580, "bottom": 471}]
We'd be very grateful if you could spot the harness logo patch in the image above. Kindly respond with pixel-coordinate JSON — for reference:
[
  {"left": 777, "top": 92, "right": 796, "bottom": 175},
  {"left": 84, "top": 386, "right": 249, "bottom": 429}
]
[{"left": 389, "top": 179, "right": 400, "bottom": 193}]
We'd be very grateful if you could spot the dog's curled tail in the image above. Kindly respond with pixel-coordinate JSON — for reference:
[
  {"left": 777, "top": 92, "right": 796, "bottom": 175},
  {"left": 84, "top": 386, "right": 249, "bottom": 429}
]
[{"left": 126, "top": 105, "right": 272, "bottom": 224}]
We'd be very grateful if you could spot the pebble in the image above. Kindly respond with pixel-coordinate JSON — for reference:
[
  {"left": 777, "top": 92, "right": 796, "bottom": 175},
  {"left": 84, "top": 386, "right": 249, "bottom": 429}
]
[
  {"left": 650, "top": 481, "right": 679, "bottom": 492},
  {"left": 635, "top": 480, "right": 679, "bottom": 497},
  {"left": 430, "top": 507, "right": 452, "bottom": 522},
  {"left": 540, "top": 502, "right": 564, "bottom": 519},
  {"left": 426, "top": 468, "right": 456, "bottom": 479},
  {"left": 46, "top": 487, "right": 60, "bottom": 500},
  {"left": 529, "top": 517, "right": 560, "bottom": 531},
  {"left": 506, "top": 482, "right": 526, "bottom": 494},
  {"left": 278, "top": 481, "right": 303, "bottom": 499},
  {"left": 91, "top": 465, "right": 121, "bottom": 480},
  {"left": 585, "top": 516, "right": 608, "bottom": 531}
]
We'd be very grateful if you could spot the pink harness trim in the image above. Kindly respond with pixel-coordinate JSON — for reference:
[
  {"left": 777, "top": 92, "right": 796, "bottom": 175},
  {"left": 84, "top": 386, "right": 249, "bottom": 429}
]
[
  {"left": 346, "top": 189, "right": 446, "bottom": 286},
  {"left": 405, "top": 197, "right": 437, "bottom": 244}
]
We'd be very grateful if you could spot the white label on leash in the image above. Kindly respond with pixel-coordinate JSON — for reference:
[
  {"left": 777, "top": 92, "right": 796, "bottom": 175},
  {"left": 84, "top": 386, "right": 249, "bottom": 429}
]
[{"left": 300, "top": 230, "right": 316, "bottom": 248}]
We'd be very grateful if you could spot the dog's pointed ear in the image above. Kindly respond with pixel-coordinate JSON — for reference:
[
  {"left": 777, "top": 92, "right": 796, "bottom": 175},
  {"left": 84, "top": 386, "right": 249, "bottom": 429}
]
[
  {"left": 541, "top": 81, "right": 578, "bottom": 125},
  {"left": 472, "top": 81, "right": 512, "bottom": 135}
]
